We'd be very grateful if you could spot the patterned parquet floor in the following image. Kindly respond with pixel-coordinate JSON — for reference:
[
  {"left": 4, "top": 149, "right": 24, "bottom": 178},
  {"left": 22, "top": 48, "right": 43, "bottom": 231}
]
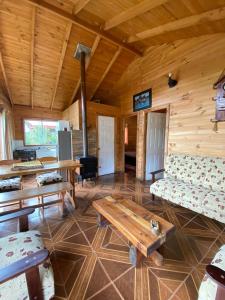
[{"left": 1, "top": 173, "right": 225, "bottom": 300}]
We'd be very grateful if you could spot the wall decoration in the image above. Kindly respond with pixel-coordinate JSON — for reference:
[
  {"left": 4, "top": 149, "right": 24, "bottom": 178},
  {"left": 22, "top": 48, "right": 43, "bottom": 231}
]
[
  {"left": 133, "top": 89, "right": 152, "bottom": 112},
  {"left": 211, "top": 69, "right": 225, "bottom": 132}
]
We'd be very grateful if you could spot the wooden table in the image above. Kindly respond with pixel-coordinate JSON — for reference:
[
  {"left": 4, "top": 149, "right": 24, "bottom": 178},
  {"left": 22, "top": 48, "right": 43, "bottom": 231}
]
[
  {"left": 0, "top": 160, "right": 81, "bottom": 208},
  {"left": 93, "top": 196, "right": 175, "bottom": 267}
]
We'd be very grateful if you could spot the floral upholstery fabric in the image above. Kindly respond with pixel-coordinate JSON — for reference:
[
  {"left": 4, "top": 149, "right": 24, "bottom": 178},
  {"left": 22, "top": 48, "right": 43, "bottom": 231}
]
[
  {"left": 0, "top": 177, "right": 21, "bottom": 193},
  {"left": 0, "top": 230, "right": 54, "bottom": 300},
  {"left": 36, "top": 172, "right": 63, "bottom": 185},
  {"left": 198, "top": 245, "right": 225, "bottom": 300},
  {"left": 150, "top": 178, "right": 208, "bottom": 214},
  {"left": 150, "top": 154, "right": 225, "bottom": 223}
]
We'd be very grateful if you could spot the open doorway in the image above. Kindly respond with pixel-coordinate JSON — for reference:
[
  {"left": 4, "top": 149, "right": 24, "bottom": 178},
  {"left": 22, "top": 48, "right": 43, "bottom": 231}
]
[
  {"left": 145, "top": 108, "right": 167, "bottom": 180},
  {"left": 124, "top": 115, "right": 137, "bottom": 174}
]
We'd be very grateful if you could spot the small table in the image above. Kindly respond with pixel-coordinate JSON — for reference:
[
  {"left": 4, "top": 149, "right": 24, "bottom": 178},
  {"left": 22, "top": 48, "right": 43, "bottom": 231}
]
[
  {"left": 93, "top": 196, "right": 175, "bottom": 267},
  {"left": 0, "top": 160, "right": 81, "bottom": 207}
]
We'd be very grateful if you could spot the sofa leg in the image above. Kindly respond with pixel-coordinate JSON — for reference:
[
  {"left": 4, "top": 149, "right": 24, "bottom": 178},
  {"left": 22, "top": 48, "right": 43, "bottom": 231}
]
[
  {"left": 26, "top": 266, "right": 44, "bottom": 300},
  {"left": 152, "top": 194, "right": 155, "bottom": 201}
]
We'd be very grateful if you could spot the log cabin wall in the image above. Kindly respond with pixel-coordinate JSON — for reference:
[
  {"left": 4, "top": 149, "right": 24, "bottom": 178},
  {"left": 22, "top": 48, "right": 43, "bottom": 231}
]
[
  {"left": 13, "top": 105, "right": 62, "bottom": 140},
  {"left": 112, "top": 35, "right": 225, "bottom": 164}
]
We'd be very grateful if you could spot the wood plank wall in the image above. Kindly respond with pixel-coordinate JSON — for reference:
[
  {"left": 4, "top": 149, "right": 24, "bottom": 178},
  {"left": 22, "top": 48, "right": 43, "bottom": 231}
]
[
  {"left": 125, "top": 116, "right": 137, "bottom": 151},
  {"left": 112, "top": 34, "right": 225, "bottom": 159},
  {"left": 13, "top": 105, "right": 62, "bottom": 140}
]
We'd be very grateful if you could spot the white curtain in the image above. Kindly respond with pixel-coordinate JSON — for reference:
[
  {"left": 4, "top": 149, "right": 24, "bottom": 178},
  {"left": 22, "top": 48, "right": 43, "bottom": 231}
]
[{"left": 0, "top": 109, "right": 13, "bottom": 160}]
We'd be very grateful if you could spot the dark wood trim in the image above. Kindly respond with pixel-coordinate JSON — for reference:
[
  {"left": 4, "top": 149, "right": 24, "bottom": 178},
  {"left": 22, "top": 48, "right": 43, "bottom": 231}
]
[
  {"left": 206, "top": 264, "right": 225, "bottom": 290},
  {"left": 0, "top": 249, "right": 49, "bottom": 284},
  {"left": 150, "top": 169, "right": 165, "bottom": 183},
  {"left": 26, "top": 266, "right": 44, "bottom": 300},
  {"left": 0, "top": 208, "right": 35, "bottom": 224}
]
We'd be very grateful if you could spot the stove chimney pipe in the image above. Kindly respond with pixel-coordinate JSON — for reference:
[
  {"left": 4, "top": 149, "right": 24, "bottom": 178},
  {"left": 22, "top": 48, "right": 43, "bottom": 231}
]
[{"left": 74, "top": 43, "right": 91, "bottom": 157}]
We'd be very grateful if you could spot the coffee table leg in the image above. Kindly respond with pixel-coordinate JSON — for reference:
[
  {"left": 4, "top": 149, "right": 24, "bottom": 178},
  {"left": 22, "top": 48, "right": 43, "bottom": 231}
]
[
  {"left": 97, "top": 213, "right": 108, "bottom": 227},
  {"left": 150, "top": 250, "right": 163, "bottom": 266},
  {"left": 129, "top": 246, "right": 143, "bottom": 267}
]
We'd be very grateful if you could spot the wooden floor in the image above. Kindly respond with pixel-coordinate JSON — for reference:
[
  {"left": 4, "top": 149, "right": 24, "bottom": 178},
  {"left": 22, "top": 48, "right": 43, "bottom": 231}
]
[{"left": 1, "top": 173, "right": 225, "bottom": 300}]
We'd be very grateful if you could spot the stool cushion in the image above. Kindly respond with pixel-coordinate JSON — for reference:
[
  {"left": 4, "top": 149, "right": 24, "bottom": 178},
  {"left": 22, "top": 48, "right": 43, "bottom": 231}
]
[
  {"left": 0, "top": 177, "right": 21, "bottom": 192},
  {"left": 0, "top": 230, "right": 54, "bottom": 300},
  {"left": 36, "top": 172, "right": 63, "bottom": 185},
  {"left": 198, "top": 245, "right": 225, "bottom": 300}
]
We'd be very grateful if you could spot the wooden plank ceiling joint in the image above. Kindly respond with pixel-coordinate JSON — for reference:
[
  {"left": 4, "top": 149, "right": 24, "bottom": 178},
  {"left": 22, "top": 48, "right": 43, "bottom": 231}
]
[
  {"left": 23, "top": 0, "right": 142, "bottom": 57},
  {"left": 90, "top": 47, "right": 122, "bottom": 100},
  {"left": 30, "top": 6, "right": 36, "bottom": 109},
  {"left": 0, "top": 52, "right": 13, "bottom": 106},
  {"left": 50, "top": 22, "right": 72, "bottom": 110},
  {"left": 73, "top": 0, "right": 92, "bottom": 15},
  {"left": 128, "top": 6, "right": 225, "bottom": 43},
  {"left": 104, "top": 0, "right": 169, "bottom": 30},
  {"left": 70, "top": 35, "right": 101, "bottom": 106}
]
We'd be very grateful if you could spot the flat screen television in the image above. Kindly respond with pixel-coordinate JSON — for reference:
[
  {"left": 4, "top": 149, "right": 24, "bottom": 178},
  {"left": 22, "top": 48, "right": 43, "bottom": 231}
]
[{"left": 133, "top": 89, "right": 152, "bottom": 112}]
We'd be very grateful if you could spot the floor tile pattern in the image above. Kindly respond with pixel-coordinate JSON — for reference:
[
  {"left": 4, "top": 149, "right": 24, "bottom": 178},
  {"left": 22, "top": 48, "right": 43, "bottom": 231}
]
[{"left": 1, "top": 173, "right": 224, "bottom": 300}]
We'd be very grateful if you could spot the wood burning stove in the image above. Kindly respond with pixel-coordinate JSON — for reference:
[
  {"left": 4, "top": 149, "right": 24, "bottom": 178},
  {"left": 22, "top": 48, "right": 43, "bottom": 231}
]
[{"left": 73, "top": 43, "right": 98, "bottom": 184}]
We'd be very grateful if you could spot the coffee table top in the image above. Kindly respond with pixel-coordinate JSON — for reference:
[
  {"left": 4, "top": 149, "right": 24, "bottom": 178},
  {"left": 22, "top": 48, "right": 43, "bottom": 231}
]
[{"left": 93, "top": 196, "right": 175, "bottom": 257}]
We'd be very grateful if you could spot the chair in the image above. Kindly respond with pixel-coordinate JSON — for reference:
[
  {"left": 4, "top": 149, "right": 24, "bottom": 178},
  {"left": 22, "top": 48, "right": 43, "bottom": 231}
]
[
  {"left": 0, "top": 208, "right": 54, "bottom": 299},
  {"left": 36, "top": 157, "right": 63, "bottom": 207},
  {"left": 198, "top": 245, "right": 225, "bottom": 300}
]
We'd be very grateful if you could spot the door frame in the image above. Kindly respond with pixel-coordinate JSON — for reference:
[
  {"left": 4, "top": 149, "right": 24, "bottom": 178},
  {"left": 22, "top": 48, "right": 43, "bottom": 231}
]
[
  {"left": 122, "top": 104, "right": 170, "bottom": 179},
  {"left": 97, "top": 115, "right": 116, "bottom": 176}
]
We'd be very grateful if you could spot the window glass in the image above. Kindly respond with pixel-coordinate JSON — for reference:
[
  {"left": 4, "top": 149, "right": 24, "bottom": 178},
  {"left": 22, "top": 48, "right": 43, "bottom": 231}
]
[{"left": 24, "top": 120, "right": 58, "bottom": 146}]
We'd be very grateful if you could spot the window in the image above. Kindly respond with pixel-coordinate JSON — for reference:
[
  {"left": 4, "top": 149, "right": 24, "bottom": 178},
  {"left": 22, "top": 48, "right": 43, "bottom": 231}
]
[{"left": 24, "top": 119, "right": 59, "bottom": 146}]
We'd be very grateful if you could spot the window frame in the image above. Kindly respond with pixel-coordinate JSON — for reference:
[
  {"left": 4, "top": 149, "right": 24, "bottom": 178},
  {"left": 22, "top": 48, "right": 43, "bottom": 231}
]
[{"left": 23, "top": 118, "right": 59, "bottom": 146}]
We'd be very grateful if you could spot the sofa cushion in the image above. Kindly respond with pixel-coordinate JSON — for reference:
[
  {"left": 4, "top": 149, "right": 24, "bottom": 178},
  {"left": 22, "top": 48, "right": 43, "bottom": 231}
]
[
  {"left": 0, "top": 177, "right": 21, "bottom": 193},
  {"left": 0, "top": 230, "right": 54, "bottom": 300},
  {"left": 165, "top": 154, "right": 209, "bottom": 186},
  {"left": 198, "top": 245, "right": 225, "bottom": 300},
  {"left": 150, "top": 178, "right": 209, "bottom": 214},
  {"left": 36, "top": 172, "right": 63, "bottom": 185},
  {"left": 202, "top": 191, "right": 225, "bottom": 223},
  {"left": 203, "top": 157, "right": 225, "bottom": 192}
]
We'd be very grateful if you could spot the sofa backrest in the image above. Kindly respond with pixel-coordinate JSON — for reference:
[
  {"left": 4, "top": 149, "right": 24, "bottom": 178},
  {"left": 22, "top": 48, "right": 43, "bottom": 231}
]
[{"left": 165, "top": 154, "right": 225, "bottom": 192}]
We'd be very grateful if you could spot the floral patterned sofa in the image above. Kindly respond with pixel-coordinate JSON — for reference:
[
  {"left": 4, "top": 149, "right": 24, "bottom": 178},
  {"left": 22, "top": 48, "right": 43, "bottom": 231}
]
[{"left": 150, "top": 154, "right": 225, "bottom": 223}]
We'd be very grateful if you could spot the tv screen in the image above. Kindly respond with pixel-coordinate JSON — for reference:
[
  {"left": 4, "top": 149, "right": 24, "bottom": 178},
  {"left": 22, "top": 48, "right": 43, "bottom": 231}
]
[{"left": 133, "top": 89, "right": 152, "bottom": 112}]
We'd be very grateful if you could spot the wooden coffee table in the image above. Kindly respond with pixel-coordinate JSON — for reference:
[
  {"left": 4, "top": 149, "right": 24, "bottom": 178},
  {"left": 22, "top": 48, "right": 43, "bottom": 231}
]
[{"left": 93, "top": 196, "right": 175, "bottom": 267}]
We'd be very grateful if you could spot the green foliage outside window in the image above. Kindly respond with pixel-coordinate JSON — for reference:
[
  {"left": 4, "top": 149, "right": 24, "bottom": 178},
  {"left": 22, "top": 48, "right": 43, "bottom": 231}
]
[{"left": 24, "top": 120, "right": 58, "bottom": 146}]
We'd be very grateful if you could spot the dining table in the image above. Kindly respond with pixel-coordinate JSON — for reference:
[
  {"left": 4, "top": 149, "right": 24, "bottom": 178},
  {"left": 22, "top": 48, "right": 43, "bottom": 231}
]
[{"left": 0, "top": 160, "right": 81, "bottom": 208}]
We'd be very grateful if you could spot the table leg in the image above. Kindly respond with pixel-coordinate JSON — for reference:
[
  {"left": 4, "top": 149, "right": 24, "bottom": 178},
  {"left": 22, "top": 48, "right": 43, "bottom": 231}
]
[
  {"left": 129, "top": 246, "right": 143, "bottom": 267},
  {"left": 97, "top": 213, "right": 108, "bottom": 227},
  {"left": 69, "top": 168, "right": 77, "bottom": 208},
  {"left": 150, "top": 250, "right": 163, "bottom": 266}
]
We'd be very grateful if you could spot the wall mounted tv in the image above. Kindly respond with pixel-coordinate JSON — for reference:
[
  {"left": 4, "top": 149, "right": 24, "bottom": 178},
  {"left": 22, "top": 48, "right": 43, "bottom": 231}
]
[{"left": 133, "top": 89, "right": 152, "bottom": 112}]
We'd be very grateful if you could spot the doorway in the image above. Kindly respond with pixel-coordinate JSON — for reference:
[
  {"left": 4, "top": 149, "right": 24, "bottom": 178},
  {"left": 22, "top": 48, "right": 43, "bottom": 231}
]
[
  {"left": 124, "top": 115, "right": 137, "bottom": 174},
  {"left": 145, "top": 110, "right": 167, "bottom": 180},
  {"left": 98, "top": 116, "right": 115, "bottom": 176}
]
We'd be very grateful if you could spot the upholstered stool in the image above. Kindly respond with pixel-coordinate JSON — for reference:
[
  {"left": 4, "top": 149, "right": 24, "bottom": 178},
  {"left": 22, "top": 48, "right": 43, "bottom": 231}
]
[
  {"left": 0, "top": 177, "right": 21, "bottom": 193},
  {"left": 36, "top": 172, "right": 63, "bottom": 186},
  {"left": 198, "top": 245, "right": 225, "bottom": 300}
]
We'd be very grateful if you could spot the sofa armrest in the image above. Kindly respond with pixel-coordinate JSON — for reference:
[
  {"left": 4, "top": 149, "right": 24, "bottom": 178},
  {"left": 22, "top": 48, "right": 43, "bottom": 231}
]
[
  {"left": 0, "top": 249, "right": 49, "bottom": 284},
  {"left": 0, "top": 208, "right": 35, "bottom": 232},
  {"left": 206, "top": 264, "right": 225, "bottom": 289},
  {"left": 150, "top": 169, "right": 165, "bottom": 183}
]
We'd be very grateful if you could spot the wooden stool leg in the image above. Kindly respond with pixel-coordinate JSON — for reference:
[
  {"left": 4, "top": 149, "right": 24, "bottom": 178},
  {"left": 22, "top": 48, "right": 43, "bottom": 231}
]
[
  {"left": 26, "top": 266, "right": 44, "bottom": 300},
  {"left": 129, "top": 246, "right": 143, "bottom": 267},
  {"left": 19, "top": 214, "right": 29, "bottom": 232},
  {"left": 150, "top": 250, "right": 163, "bottom": 266},
  {"left": 61, "top": 191, "right": 69, "bottom": 218}
]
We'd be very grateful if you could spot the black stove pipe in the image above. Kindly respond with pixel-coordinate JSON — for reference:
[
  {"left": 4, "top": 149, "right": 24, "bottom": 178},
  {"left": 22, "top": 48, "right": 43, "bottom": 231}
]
[{"left": 80, "top": 51, "right": 88, "bottom": 157}]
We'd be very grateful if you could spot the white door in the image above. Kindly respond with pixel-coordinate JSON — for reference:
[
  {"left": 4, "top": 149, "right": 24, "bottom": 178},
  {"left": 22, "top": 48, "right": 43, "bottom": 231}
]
[
  {"left": 98, "top": 116, "right": 115, "bottom": 176},
  {"left": 145, "top": 112, "right": 166, "bottom": 180}
]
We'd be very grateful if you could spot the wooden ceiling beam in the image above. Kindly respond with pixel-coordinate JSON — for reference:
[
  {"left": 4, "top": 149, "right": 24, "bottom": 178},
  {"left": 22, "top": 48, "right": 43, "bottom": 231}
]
[
  {"left": 50, "top": 22, "right": 72, "bottom": 110},
  {"left": 73, "top": 0, "right": 91, "bottom": 14},
  {"left": 23, "top": 0, "right": 142, "bottom": 56},
  {"left": 70, "top": 35, "right": 101, "bottom": 106},
  {"left": 30, "top": 7, "right": 36, "bottom": 109},
  {"left": 128, "top": 6, "right": 225, "bottom": 43},
  {"left": 104, "top": 0, "right": 168, "bottom": 31},
  {"left": 0, "top": 52, "right": 13, "bottom": 106},
  {"left": 90, "top": 47, "right": 122, "bottom": 100}
]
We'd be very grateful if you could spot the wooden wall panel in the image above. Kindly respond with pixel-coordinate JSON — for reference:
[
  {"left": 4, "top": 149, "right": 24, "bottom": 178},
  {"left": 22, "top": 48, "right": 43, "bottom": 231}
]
[
  {"left": 113, "top": 34, "right": 225, "bottom": 158},
  {"left": 13, "top": 105, "right": 62, "bottom": 140}
]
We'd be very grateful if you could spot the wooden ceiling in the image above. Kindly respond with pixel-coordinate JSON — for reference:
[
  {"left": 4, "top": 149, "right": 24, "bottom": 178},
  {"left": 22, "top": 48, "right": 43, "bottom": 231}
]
[{"left": 0, "top": 0, "right": 225, "bottom": 111}]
